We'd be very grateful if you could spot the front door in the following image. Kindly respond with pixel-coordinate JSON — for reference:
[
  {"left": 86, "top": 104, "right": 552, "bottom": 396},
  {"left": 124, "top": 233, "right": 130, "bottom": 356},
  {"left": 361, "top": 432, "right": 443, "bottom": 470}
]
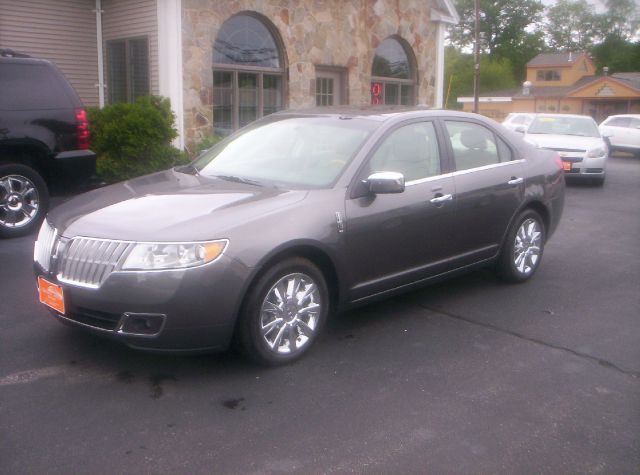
[{"left": 344, "top": 121, "right": 457, "bottom": 301}]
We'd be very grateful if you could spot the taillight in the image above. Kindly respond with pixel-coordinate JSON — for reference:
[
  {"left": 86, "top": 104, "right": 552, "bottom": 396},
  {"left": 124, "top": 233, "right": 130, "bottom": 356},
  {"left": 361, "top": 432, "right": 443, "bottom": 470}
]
[
  {"left": 553, "top": 153, "right": 564, "bottom": 171},
  {"left": 76, "top": 109, "right": 89, "bottom": 150}
]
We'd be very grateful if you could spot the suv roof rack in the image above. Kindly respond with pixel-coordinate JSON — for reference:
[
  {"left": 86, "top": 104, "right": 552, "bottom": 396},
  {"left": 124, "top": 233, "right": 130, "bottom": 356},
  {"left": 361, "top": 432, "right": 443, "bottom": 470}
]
[{"left": 0, "top": 48, "right": 31, "bottom": 58}]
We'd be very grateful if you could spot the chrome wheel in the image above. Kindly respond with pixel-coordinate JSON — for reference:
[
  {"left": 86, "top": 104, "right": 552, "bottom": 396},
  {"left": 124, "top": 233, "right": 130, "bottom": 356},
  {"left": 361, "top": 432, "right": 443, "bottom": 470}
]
[
  {"left": 513, "top": 218, "right": 542, "bottom": 275},
  {"left": 260, "top": 272, "right": 322, "bottom": 355},
  {"left": 0, "top": 174, "right": 40, "bottom": 229}
]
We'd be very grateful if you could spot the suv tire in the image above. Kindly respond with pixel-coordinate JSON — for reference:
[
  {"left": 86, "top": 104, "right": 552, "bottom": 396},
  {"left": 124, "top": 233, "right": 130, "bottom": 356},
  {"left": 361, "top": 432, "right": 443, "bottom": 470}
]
[{"left": 0, "top": 163, "right": 49, "bottom": 238}]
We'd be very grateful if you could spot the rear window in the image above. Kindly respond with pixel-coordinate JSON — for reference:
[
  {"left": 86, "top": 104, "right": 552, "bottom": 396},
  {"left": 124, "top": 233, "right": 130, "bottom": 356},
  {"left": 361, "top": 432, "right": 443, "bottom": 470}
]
[{"left": 0, "top": 62, "right": 73, "bottom": 110}]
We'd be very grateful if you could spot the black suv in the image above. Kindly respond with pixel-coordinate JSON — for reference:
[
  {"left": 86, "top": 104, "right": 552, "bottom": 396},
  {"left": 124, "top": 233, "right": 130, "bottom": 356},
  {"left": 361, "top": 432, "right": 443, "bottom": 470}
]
[{"left": 0, "top": 49, "right": 96, "bottom": 238}]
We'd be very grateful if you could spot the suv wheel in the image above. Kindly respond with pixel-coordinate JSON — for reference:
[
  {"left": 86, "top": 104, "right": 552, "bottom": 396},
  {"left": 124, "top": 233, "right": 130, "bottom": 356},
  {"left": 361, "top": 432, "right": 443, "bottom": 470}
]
[{"left": 0, "top": 163, "right": 49, "bottom": 238}]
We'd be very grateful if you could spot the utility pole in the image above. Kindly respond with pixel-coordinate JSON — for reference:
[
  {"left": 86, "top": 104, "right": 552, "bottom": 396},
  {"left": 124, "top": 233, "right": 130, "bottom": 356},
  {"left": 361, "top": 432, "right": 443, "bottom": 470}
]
[{"left": 473, "top": 0, "right": 480, "bottom": 114}]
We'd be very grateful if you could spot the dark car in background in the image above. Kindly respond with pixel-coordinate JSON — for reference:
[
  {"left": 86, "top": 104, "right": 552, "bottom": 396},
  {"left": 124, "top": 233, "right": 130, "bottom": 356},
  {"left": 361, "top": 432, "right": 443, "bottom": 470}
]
[
  {"left": 0, "top": 48, "right": 96, "bottom": 238},
  {"left": 34, "top": 109, "right": 565, "bottom": 365}
]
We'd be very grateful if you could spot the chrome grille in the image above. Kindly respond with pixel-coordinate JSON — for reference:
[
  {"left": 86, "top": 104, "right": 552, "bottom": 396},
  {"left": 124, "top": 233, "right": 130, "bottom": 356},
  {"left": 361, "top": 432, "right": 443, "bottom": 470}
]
[
  {"left": 34, "top": 220, "right": 57, "bottom": 271},
  {"left": 57, "top": 237, "right": 133, "bottom": 288}
]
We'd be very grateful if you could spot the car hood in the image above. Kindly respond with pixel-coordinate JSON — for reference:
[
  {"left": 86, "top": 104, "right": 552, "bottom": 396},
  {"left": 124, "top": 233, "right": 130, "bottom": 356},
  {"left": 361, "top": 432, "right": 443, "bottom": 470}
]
[
  {"left": 49, "top": 168, "right": 308, "bottom": 241},
  {"left": 524, "top": 133, "right": 605, "bottom": 151}
]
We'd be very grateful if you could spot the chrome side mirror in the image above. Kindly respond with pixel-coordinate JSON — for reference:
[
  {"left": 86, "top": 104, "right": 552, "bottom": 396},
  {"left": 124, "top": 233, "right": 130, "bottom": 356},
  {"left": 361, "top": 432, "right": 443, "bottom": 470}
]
[{"left": 366, "top": 172, "right": 405, "bottom": 194}]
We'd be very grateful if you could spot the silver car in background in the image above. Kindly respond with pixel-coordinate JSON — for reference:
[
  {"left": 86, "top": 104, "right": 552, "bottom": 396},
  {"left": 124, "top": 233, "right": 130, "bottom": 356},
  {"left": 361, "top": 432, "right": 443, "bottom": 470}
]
[
  {"left": 519, "top": 113, "right": 608, "bottom": 185},
  {"left": 599, "top": 114, "right": 640, "bottom": 157},
  {"left": 34, "top": 109, "right": 565, "bottom": 365}
]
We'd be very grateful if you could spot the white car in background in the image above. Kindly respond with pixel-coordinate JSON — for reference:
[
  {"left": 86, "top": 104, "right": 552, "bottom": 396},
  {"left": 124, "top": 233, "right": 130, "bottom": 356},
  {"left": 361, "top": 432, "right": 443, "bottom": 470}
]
[
  {"left": 519, "top": 114, "right": 608, "bottom": 186},
  {"left": 599, "top": 114, "right": 640, "bottom": 157},
  {"left": 502, "top": 113, "right": 535, "bottom": 131}
]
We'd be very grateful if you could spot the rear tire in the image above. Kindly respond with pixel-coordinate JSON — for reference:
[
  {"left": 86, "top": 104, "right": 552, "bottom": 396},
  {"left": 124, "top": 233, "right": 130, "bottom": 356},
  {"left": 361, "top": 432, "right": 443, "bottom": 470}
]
[
  {"left": 497, "top": 209, "right": 545, "bottom": 283},
  {"left": 0, "top": 163, "right": 49, "bottom": 238},
  {"left": 237, "top": 257, "right": 329, "bottom": 366}
]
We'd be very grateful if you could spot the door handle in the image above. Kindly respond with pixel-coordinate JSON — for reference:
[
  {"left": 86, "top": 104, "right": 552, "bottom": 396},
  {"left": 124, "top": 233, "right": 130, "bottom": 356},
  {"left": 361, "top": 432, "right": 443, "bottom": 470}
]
[
  {"left": 430, "top": 194, "right": 453, "bottom": 204},
  {"left": 508, "top": 177, "right": 524, "bottom": 186}
]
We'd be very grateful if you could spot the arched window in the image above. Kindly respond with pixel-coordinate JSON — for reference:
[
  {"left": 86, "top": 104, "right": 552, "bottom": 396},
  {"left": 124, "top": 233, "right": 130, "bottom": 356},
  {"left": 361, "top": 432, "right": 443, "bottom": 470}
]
[
  {"left": 370, "top": 37, "right": 416, "bottom": 106},
  {"left": 213, "top": 14, "right": 285, "bottom": 134}
]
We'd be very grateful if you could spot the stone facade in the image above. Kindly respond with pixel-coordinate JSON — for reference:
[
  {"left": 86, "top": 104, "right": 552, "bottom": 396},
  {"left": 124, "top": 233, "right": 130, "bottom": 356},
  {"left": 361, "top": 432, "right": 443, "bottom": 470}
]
[{"left": 182, "top": 0, "right": 440, "bottom": 148}]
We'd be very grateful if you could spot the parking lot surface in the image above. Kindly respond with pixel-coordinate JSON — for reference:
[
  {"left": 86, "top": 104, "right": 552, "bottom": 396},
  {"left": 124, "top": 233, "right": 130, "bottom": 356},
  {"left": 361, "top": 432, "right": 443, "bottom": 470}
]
[{"left": 1, "top": 156, "right": 638, "bottom": 474}]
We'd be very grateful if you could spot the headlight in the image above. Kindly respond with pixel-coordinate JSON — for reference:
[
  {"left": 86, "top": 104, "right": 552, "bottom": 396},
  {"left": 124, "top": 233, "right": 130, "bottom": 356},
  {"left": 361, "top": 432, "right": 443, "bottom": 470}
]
[
  {"left": 586, "top": 147, "right": 606, "bottom": 158},
  {"left": 121, "top": 240, "right": 228, "bottom": 270}
]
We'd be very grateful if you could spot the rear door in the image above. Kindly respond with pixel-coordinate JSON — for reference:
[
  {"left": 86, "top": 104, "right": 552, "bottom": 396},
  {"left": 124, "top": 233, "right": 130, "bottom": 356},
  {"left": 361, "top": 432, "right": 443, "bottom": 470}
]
[{"left": 442, "top": 119, "right": 524, "bottom": 264}]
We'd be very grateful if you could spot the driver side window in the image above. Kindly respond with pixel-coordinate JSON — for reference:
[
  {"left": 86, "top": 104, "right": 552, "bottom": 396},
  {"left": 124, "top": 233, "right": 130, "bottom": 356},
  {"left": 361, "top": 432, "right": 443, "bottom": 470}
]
[
  {"left": 368, "top": 122, "right": 441, "bottom": 182},
  {"left": 445, "top": 121, "right": 501, "bottom": 171}
]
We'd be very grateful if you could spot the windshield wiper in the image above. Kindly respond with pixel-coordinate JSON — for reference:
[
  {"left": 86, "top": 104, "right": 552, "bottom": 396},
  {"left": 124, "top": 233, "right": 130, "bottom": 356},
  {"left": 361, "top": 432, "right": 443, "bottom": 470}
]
[
  {"left": 175, "top": 163, "right": 199, "bottom": 175},
  {"left": 214, "top": 174, "right": 263, "bottom": 186}
]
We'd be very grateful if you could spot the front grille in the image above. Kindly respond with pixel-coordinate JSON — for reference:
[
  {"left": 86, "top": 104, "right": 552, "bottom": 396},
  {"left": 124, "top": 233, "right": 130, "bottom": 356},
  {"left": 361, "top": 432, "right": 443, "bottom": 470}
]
[
  {"left": 585, "top": 168, "right": 604, "bottom": 173},
  {"left": 544, "top": 147, "right": 587, "bottom": 153},
  {"left": 57, "top": 237, "right": 133, "bottom": 288},
  {"left": 34, "top": 220, "right": 57, "bottom": 271}
]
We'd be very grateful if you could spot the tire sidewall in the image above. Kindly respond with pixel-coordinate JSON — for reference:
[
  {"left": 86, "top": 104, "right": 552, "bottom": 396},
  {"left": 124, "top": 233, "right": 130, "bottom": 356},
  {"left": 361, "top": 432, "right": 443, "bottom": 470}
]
[
  {"left": 499, "top": 209, "right": 545, "bottom": 283},
  {"left": 239, "top": 257, "right": 329, "bottom": 366},
  {"left": 0, "top": 163, "right": 49, "bottom": 238}
]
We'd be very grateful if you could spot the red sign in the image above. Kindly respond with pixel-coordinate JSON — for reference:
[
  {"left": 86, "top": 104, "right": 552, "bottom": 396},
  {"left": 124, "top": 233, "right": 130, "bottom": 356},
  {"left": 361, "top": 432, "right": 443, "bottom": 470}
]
[{"left": 371, "top": 82, "right": 383, "bottom": 105}]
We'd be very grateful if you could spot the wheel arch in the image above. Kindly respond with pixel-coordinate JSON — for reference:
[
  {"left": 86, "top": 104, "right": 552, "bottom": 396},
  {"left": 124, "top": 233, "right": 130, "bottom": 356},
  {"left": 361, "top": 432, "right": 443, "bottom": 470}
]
[
  {"left": 0, "top": 141, "right": 51, "bottom": 180},
  {"left": 232, "top": 241, "right": 343, "bottom": 326}
]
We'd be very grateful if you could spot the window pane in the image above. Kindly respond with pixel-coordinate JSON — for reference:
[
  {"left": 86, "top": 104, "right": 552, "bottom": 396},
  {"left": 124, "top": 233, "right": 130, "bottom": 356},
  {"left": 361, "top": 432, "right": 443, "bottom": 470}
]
[
  {"left": 384, "top": 83, "right": 399, "bottom": 105},
  {"left": 316, "top": 77, "right": 334, "bottom": 106},
  {"left": 238, "top": 73, "right": 258, "bottom": 127},
  {"left": 372, "top": 38, "right": 411, "bottom": 79},
  {"left": 400, "top": 85, "right": 413, "bottom": 105},
  {"left": 213, "top": 15, "right": 280, "bottom": 68},
  {"left": 263, "top": 74, "right": 282, "bottom": 116},
  {"left": 213, "top": 71, "right": 233, "bottom": 135},
  {"left": 445, "top": 121, "right": 500, "bottom": 171},
  {"left": 0, "top": 63, "right": 70, "bottom": 110},
  {"left": 108, "top": 41, "right": 127, "bottom": 103},
  {"left": 129, "top": 38, "right": 149, "bottom": 100},
  {"left": 369, "top": 122, "right": 441, "bottom": 181}
]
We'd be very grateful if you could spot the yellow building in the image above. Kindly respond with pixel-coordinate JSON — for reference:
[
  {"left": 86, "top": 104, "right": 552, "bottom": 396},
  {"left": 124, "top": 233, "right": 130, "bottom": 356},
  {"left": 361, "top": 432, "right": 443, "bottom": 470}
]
[{"left": 458, "top": 52, "right": 640, "bottom": 123}]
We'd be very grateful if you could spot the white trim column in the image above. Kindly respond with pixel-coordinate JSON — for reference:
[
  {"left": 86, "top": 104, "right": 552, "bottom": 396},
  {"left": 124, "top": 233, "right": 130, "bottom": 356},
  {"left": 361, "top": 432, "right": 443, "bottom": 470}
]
[
  {"left": 435, "top": 21, "right": 446, "bottom": 109},
  {"left": 157, "top": 0, "right": 184, "bottom": 150}
]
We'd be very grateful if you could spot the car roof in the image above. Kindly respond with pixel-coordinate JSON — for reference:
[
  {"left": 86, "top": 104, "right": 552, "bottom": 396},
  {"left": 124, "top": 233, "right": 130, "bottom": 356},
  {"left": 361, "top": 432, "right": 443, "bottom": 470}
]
[
  {"left": 603, "top": 114, "right": 640, "bottom": 119},
  {"left": 530, "top": 113, "right": 596, "bottom": 121},
  {"left": 272, "top": 107, "right": 499, "bottom": 124}
]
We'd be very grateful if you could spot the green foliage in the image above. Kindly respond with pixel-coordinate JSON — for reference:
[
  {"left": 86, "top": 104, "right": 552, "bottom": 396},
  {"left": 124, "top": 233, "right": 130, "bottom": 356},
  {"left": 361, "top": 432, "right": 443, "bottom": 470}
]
[
  {"left": 546, "top": 0, "right": 599, "bottom": 51},
  {"left": 88, "top": 96, "right": 189, "bottom": 183},
  {"left": 591, "top": 38, "right": 640, "bottom": 73},
  {"left": 444, "top": 47, "right": 517, "bottom": 109}
]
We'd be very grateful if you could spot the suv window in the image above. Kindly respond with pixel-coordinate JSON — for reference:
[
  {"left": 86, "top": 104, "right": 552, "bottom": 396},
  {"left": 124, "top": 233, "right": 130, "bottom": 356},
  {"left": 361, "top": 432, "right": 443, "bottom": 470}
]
[
  {"left": 0, "top": 63, "right": 71, "bottom": 110},
  {"left": 445, "top": 121, "right": 501, "bottom": 171}
]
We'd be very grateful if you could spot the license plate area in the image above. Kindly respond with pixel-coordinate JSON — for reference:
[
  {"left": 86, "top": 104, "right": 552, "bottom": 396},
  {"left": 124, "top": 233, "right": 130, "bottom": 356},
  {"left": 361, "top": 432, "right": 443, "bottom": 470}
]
[{"left": 38, "top": 276, "right": 65, "bottom": 314}]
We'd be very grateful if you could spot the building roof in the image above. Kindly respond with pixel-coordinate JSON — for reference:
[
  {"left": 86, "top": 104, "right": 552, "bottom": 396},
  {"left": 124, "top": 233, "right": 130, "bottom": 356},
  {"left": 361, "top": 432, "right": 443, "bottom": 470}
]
[
  {"left": 612, "top": 72, "right": 640, "bottom": 91},
  {"left": 526, "top": 52, "right": 588, "bottom": 67}
]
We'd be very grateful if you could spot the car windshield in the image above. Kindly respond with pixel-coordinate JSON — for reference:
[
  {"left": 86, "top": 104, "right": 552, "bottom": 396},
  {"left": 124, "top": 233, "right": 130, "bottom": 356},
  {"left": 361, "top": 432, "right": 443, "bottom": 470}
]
[
  {"left": 528, "top": 116, "right": 600, "bottom": 137},
  {"left": 194, "top": 117, "right": 375, "bottom": 188}
]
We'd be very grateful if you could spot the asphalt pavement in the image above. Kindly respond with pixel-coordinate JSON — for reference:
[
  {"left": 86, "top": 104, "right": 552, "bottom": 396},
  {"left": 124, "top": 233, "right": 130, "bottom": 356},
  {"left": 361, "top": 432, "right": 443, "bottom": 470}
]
[{"left": 1, "top": 156, "right": 638, "bottom": 474}]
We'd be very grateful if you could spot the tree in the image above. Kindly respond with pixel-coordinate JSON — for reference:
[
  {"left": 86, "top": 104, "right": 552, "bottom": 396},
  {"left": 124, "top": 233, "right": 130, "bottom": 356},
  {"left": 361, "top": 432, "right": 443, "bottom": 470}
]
[
  {"left": 546, "top": 0, "right": 600, "bottom": 51},
  {"left": 444, "top": 47, "right": 517, "bottom": 109},
  {"left": 591, "top": 38, "right": 640, "bottom": 73},
  {"left": 448, "top": 0, "right": 545, "bottom": 57},
  {"left": 599, "top": 0, "right": 640, "bottom": 41}
]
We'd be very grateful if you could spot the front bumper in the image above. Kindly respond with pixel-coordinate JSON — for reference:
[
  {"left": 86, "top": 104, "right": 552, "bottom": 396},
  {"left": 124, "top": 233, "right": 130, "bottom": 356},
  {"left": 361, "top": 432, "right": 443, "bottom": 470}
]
[
  {"left": 34, "top": 254, "right": 250, "bottom": 353},
  {"left": 561, "top": 154, "right": 607, "bottom": 179}
]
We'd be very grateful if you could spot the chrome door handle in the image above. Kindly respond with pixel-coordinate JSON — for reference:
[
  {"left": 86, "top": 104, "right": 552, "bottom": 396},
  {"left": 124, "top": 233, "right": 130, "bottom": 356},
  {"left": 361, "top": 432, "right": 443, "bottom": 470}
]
[
  {"left": 508, "top": 177, "right": 524, "bottom": 185},
  {"left": 430, "top": 194, "right": 453, "bottom": 204}
]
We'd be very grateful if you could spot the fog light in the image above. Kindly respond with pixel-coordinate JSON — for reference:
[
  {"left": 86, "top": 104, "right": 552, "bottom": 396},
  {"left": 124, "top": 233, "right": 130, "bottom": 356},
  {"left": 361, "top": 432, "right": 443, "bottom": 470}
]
[{"left": 118, "top": 313, "right": 166, "bottom": 336}]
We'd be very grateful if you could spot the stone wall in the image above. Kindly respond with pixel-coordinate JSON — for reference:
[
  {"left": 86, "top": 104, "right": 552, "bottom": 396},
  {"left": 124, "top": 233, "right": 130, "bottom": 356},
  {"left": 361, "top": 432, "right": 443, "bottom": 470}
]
[{"left": 181, "top": 0, "right": 439, "bottom": 148}]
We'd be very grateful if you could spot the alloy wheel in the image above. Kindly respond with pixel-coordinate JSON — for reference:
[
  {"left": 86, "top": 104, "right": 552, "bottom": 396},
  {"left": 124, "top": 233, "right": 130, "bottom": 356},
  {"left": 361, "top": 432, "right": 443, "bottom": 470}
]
[{"left": 0, "top": 174, "right": 40, "bottom": 229}]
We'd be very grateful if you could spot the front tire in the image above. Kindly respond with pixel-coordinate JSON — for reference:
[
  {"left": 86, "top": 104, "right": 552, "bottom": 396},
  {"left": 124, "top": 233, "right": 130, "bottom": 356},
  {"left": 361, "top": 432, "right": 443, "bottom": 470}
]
[
  {"left": 497, "top": 209, "right": 545, "bottom": 283},
  {"left": 237, "top": 257, "right": 329, "bottom": 366},
  {"left": 0, "top": 163, "right": 49, "bottom": 238}
]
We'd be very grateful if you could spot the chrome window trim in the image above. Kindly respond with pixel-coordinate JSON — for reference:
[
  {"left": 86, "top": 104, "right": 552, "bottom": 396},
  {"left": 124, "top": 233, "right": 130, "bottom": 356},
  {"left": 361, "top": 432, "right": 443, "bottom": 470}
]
[{"left": 405, "top": 159, "right": 525, "bottom": 187}]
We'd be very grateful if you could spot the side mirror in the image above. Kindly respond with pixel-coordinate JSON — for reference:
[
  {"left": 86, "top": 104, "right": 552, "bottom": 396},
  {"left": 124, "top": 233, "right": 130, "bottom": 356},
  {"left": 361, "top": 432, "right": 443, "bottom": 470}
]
[
  {"left": 514, "top": 125, "right": 526, "bottom": 134},
  {"left": 365, "top": 172, "right": 405, "bottom": 194}
]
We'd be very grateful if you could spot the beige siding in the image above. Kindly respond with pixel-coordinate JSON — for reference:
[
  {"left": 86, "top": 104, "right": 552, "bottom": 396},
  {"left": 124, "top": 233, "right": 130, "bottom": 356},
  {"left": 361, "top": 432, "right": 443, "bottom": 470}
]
[
  {"left": 102, "top": 0, "right": 159, "bottom": 98},
  {"left": 0, "top": 0, "right": 99, "bottom": 106}
]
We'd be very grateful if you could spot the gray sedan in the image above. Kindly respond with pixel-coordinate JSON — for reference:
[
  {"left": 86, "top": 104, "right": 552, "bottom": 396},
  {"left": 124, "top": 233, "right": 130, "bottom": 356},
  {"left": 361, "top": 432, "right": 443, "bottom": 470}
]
[{"left": 34, "top": 109, "right": 565, "bottom": 365}]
